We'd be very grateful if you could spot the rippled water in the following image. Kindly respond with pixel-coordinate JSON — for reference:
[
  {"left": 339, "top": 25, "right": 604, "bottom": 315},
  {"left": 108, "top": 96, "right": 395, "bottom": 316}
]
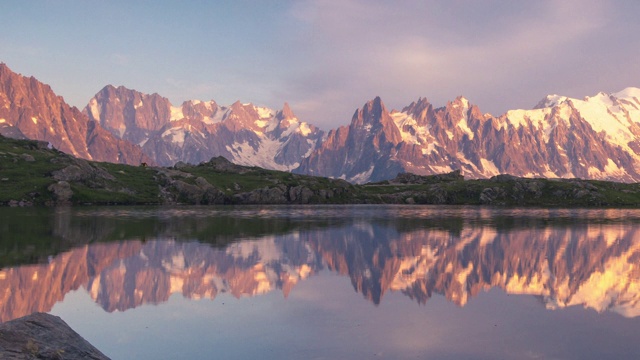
[{"left": 1, "top": 205, "right": 640, "bottom": 359}]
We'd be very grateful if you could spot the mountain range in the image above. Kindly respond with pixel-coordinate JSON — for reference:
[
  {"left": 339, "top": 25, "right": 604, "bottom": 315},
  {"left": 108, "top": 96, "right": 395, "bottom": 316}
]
[
  {"left": 84, "top": 85, "right": 323, "bottom": 169},
  {"left": 1, "top": 62, "right": 640, "bottom": 183}
]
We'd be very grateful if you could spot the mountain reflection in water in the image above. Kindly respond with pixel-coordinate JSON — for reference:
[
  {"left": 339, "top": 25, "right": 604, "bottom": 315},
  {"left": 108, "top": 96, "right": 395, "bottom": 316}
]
[{"left": 1, "top": 206, "right": 640, "bottom": 323}]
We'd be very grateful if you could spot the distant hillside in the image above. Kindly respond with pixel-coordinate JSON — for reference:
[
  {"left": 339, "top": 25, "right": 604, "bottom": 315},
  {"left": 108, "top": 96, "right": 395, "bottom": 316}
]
[{"left": 3, "top": 135, "right": 640, "bottom": 207}]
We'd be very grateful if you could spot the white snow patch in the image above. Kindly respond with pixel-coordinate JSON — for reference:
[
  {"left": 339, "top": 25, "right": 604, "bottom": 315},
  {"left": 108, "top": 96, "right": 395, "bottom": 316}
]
[
  {"left": 349, "top": 165, "right": 375, "bottom": 184},
  {"left": 519, "top": 88, "right": 640, "bottom": 154},
  {"left": 170, "top": 106, "right": 184, "bottom": 121},
  {"left": 89, "top": 275, "right": 101, "bottom": 299},
  {"left": 266, "top": 117, "right": 280, "bottom": 133},
  {"left": 255, "top": 119, "right": 269, "bottom": 128},
  {"left": 445, "top": 130, "right": 454, "bottom": 140},
  {"left": 31, "top": 117, "right": 37, "bottom": 125},
  {"left": 89, "top": 99, "right": 101, "bottom": 120},
  {"left": 228, "top": 137, "right": 293, "bottom": 171},
  {"left": 505, "top": 108, "right": 551, "bottom": 130},
  {"left": 570, "top": 96, "right": 635, "bottom": 151},
  {"left": 391, "top": 112, "right": 431, "bottom": 145},
  {"left": 401, "top": 130, "right": 419, "bottom": 144},
  {"left": 169, "top": 276, "right": 184, "bottom": 294},
  {"left": 541, "top": 94, "right": 568, "bottom": 108},
  {"left": 430, "top": 165, "right": 453, "bottom": 173},
  {"left": 207, "top": 108, "right": 227, "bottom": 124},
  {"left": 299, "top": 122, "right": 312, "bottom": 136},
  {"left": 480, "top": 158, "right": 500, "bottom": 176},
  {"left": 457, "top": 117, "right": 474, "bottom": 140},
  {"left": 162, "top": 128, "right": 186, "bottom": 146},
  {"left": 456, "top": 152, "right": 481, "bottom": 173},
  {"left": 0, "top": 118, "right": 5, "bottom": 123},
  {"left": 561, "top": 242, "right": 640, "bottom": 317},
  {"left": 281, "top": 118, "right": 301, "bottom": 137},
  {"left": 256, "top": 107, "right": 273, "bottom": 119},
  {"left": 303, "top": 139, "right": 316, "bottom": 158},
  {"left": 598, "top": 158, "right": 626, "bottom": 179},
  {"left": 135, "top": 99, "right": 143, "bottom": 109},
  {"left": 613, "top": 87, "right": 640, "bottom": 103},
  {"left": 226, "top": 237, "right": 282, "bottom": 262},
  {"left": 421, "top": 143, "right": 436, "bottom": 155}
]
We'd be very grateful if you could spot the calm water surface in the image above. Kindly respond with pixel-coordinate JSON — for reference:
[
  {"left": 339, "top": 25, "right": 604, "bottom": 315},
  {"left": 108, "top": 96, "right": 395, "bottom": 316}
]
[{"left": 1, "top": 205, "right": 640, "bottom": 359}]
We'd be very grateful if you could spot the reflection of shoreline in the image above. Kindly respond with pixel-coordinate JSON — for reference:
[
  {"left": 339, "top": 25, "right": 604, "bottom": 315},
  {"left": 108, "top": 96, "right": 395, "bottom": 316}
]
[
  {"left": 309, "top": 223, "right": 640, "bottom": 318},
  {"left": 1, "top": 213, "right": 640, "bottom": 321},
  {"left": 0, "top": 235, "right": 320, "bottom": 322}
]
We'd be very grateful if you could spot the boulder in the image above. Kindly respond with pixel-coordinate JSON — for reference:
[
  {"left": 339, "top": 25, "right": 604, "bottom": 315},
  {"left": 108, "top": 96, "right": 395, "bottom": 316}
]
[
  {"left": 480, "top": 187, "right": 506, "bottom": 205},
  {"left": 288, "top": 186, "right": 315, "bottom": 204},
  {"left": 51, "top": 160, "right": 115, "bottom": 183},
  {"left": 20, "top": 153, "right": 35, "bottom": 162},
  {"left": 48, "top": 181, "right": 73, "bottom": 203},
  {"left": 173, "top": 180, "right": 205, "bottom": 204},
  {"left": 0, "top": 312, "right": 110, "bottom": 359}
]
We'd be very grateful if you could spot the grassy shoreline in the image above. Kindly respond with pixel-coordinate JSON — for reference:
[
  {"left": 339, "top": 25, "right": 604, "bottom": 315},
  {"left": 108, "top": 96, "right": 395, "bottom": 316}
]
[{"left": 2, "top": 135, "right": 640, "bottom": 207}]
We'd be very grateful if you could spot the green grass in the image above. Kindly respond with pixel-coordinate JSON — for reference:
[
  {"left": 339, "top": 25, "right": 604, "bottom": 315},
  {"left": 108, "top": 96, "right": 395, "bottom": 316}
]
[
  {"left": 98, "top": 162, "right": 162, "bottom": 203},
  {"left": 4, "top": 134, "right": 640, "bottom": 207},
  {"left": 0, "top": 138, "right": 64, "bottom": 204}
]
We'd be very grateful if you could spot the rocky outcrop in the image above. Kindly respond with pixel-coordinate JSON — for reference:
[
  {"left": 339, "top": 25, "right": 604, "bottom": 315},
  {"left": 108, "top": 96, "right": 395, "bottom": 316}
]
[
  {"left": 152, "top": 157, "right": 357, "bottom": 205},
  {"left": 0, "top": 312, "right": 109, "bottom": 359},
  {"left": 387, "top": 170, "right": 463, "bottom": 184},
  {"left": 361, "top": 171, "right": 640, "bottom": 206},
  {"left": 47, "top": 181, "right": 73, "bottom": 204},
  {"left": 0, "top": 63, "right": 150, "bottom": 166}
]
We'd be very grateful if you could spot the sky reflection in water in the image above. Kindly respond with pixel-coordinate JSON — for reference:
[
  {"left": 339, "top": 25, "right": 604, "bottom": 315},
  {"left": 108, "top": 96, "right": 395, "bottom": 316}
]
[{"left": 1, "top": 205, "right": 640, "bottom": 359}]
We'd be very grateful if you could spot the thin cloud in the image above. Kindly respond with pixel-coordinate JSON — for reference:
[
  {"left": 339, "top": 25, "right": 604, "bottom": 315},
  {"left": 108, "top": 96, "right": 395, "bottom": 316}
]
[
  {"left": 283, "top": 0, "right": 616, "bottom": 128},
  {"left": 110, "top": 53, "right": 130, "bottom": 66}
]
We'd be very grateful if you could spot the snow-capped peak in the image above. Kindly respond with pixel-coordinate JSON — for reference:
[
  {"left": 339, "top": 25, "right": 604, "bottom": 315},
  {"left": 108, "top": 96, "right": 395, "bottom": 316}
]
[
  {"left": 613, "top": 87, "right": 640, "bottom": 104},
  {"left": 534, "top": 94, "right": 569, "bottom": 109}
]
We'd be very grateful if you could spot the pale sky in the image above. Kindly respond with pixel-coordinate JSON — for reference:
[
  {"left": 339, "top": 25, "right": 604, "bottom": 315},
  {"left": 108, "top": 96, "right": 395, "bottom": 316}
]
[{"left": 1, "top": 0, "right": 639, "bottom": 130}]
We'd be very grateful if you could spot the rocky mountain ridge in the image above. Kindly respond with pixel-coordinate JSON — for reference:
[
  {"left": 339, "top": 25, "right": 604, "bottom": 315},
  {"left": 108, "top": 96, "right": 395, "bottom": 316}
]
[
  {"left": 2, "top": 62, "right": 640, "bottom": 183},
  {"left": 298, "top": 89, "right": 640, "bottom": 182},
  {"left": 84, "top": 85, "right": 324, "bottom": 169},
  {"left": 0, "top": 63, "right": 149, "bottom": 165}
]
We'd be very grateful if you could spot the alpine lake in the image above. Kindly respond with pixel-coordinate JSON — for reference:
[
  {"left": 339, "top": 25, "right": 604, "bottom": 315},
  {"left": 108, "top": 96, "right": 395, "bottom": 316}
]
[{"left": 1, "top": 205, "right": 640, "bottom": 359}]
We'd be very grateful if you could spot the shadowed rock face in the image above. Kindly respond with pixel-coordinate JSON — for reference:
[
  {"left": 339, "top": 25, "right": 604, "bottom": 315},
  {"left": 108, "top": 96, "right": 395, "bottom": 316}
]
[
  {"left": 1, "top": 209, "right": 639, "bottom": 321},
  {"left": 0, "top": 312, "right": 110, "bottom": 359},
  {"left": 0, "top": 64, "right": 150, "bottom": 166}
]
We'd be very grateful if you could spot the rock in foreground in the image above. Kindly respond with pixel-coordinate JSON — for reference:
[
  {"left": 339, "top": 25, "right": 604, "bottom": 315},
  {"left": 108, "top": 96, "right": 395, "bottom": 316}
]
[{"left": 0, "top": 312, "right": 109, "bottom": 359}]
